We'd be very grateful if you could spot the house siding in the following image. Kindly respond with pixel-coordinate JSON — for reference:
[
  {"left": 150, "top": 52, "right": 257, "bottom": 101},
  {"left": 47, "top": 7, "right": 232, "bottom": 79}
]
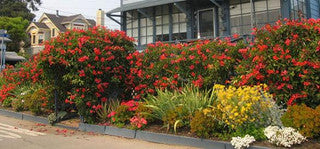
[
  {"left": 310, "top": 0, "right": 320, "bottom": 18},
  {"left": 111, "top": 0, "right": 320, "bottom": 48}
]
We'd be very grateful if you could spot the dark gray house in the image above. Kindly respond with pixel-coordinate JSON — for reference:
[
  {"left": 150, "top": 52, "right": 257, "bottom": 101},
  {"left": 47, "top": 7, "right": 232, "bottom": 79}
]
[{"left": 107, "top": 0, "right": 320, "bottom": 48}]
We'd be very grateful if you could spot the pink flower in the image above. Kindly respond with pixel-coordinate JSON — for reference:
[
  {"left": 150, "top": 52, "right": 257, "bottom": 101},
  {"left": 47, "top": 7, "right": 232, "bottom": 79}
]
[{"left": 108, "top": 111, "right": 116, "bottom": 118}]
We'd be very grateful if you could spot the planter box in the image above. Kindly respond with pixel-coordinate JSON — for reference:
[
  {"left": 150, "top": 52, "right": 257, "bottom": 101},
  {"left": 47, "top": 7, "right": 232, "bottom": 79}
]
[{"left": 104, "top": 126, "right": 136, "bottom": 139}]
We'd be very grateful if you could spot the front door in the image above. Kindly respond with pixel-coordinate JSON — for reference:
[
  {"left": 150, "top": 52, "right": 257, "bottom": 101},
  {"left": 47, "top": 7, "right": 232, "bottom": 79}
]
[{"left": 197, "top": 8, "right": 215, "bottom": 38}]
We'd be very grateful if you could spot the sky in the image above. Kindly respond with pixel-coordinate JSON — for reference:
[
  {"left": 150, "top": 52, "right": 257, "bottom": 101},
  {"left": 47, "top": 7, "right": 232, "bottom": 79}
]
[{"left": 33, "top": 0, "right": 121, "bottom": 29}]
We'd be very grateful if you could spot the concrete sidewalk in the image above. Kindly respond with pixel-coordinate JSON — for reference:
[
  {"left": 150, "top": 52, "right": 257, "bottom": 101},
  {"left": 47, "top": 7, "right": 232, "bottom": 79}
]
[{"left": 0, "top": 115, "right": 197, "bottom": 149}]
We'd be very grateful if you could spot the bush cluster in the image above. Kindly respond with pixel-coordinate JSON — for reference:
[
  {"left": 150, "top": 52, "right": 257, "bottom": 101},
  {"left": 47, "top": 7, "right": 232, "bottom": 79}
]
[{"left": 37, "top": 27, "right": 136, "bottom": 123}]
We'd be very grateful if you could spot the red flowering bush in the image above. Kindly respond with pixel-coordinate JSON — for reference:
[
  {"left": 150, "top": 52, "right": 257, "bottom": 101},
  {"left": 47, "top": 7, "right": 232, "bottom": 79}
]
[
  {"left": 128, "top": 39, "right": 247, "bottom": 99},
  {"left": 37, "top": 27, "right": 135, "bottom": 123},
  {"left": 235, "top": 19, "right": 320, "bottom": 107},
  {"left": 0, "top": 55, "right": 43, "bottom": 103},
  {"left": 130, "top": 115, "right": 147, "bottom": 129}
]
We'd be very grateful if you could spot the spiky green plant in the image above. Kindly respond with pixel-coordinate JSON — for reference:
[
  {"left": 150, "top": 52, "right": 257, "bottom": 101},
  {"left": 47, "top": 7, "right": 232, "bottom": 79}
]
[
  {"left": 144, "top": 84, "right": 216, "bottom": 133},
  {"left": 97, "top": 99, "right": 120, "bottom": 123}
]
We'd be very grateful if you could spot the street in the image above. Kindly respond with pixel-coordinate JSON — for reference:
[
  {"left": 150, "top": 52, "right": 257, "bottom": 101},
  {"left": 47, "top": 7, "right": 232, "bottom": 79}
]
[{"left": 0, "top": 115, "right": 196, "bottom": 149}]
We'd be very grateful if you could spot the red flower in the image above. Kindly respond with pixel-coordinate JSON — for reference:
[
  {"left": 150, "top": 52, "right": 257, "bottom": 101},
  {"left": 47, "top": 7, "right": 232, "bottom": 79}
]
[
  {"left": 160, "top": 54, "right": 167, "bottom": 60},
  {"left": 79, "top": 70, "right": 85, "bottom": 77},
  {"left": 189, "top": 65, "right": 195, "bottom": 70},
  {"left": 285, "top": 39, "right": 291, "bottom": 46},
  {"left": 303, "top": 82, "right": 311, "bottom": 86},
  {"left": 78, "top": 56, "right": 89, "bottom": 62},
  {"left": 108, "top": 111, "right": 116, "bottom": 118}
]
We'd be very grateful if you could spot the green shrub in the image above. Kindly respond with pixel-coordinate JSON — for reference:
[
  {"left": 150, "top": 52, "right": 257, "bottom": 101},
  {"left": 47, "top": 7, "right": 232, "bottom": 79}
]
[
  {"left": 38, "top": 27, "right": 136, "bottom": 123},
  {"left": 24, "top": 87, "right": 49, "bottom": 116},
  {"left": 2, "top": 98, "right": 12, "bottom": 107},
  {"left": 129, "top": 39, "right": 247, "bottom": 100},
  {"left": 134, "top": 102, "right": 154, "bottom": 122},
  {"left": 235, "top": 19, "right": 320, "bottom": 108},
  {"left": 11, "top": 98, "right": 25, "bottom": 112},
  {"left": 96, "top": 99, "right": 120, "bottom": 123},
  {"left": 111, "top": 105, "right": 134, "bottom": 127},
  {"left": 231, "top": 124, "right": 267, "bottom": 141},
  {"left": 281, "top": 104, "right": 320, "bottom": 138},
  {"left": 144, "top": 85, "right": 215, "bottom": 132},
  {"left": 190, "top": 110, "right": 221, "bottom": 138}
]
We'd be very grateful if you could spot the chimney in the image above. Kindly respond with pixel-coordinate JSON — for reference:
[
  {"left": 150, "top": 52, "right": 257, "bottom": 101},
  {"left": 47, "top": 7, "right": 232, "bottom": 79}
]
[
  {"left": 56, "top": 10, "right": 59, "bottom": 16},
  {"left": 96, "top": 9, "right": 105, "bottom": 26}
]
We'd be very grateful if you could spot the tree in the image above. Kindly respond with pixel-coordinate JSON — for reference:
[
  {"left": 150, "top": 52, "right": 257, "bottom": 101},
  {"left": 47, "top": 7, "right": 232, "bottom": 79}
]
[
  {"left": 0, "top": 0, "right": 42, "bottom": 21},
  {"left": 0, "top": 17, "right": 29, "bottom": 52}
]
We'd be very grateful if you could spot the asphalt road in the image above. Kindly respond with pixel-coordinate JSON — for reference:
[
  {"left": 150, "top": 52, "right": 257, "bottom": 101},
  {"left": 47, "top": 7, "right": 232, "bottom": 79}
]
[{"left": 0, "top": 115, "right": 197, "bottom": 149}]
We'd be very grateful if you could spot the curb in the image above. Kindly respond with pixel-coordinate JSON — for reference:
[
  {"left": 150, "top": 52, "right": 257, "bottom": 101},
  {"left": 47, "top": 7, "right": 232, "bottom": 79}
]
[
  {"left": 79, "top": 123, "right": 269, "bottom": 149},
  {"left": 0, "top": 109, "right": 78, "bottom": 130},
  {"left": 0, "top": 109, "right": 269, "bottom": 149}
]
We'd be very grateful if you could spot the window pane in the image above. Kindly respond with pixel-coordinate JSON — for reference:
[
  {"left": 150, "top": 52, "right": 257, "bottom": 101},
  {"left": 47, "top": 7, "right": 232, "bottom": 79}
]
[
  {"left": 133, "top": 20, "right": 138, "bottom": 28},
  {"left": 255, "top": 0, "right": 267, "bottom": 12},
  {"left": 133, "top": 28, "right": 138, "bottom": 37},
  {"left": 163, "top": 15, "right": 169, "bottom": 24},
  {"left": 140, "top": 37, "right": 147, "bottom": 45},
  {"left": 173, "top": 14, "right": 180, "bottom": 23},
  {"left": 141, "top": 27, "right": 147, "bottom": 36},
  {"left": 127, "top": 29, "right": 132, "bottom": 37},
  {"left": 140, "top": 18, "right": 147, "bottom": 27},
  {"left": 156, "top": 6, "right": 162, "bottom": 16},
  {"left": 156, "top": 16, "right": 162, "bottom": 25},
  {"left": 173, "top": 23, "right": 179, "bottom": 33},
  {"left": 156, "top": 26, "right": 162, "bottom": 35},
  {"left": 179, "top": 13, "right": 187, "bottom": 22},
  {"left": 180, "top": 23, "right": 187, "bottom": 32},
  {"left": 147, "top": 18, "right": 153, "bottom": 26},
  {"left": 147, "top": 36, "right": 153, "bottom": 44},
  {"left": 269, "top": 0, "right": 281, "bottom": 9},
  {"left": 242, "top": 2, "right": 251, "bottom": 14},
  {"left": 147, "top": 27, "right": 153, "bottom": 36},
  {"left": 163, "top": 25, "right": 169, "bottom": 34}
]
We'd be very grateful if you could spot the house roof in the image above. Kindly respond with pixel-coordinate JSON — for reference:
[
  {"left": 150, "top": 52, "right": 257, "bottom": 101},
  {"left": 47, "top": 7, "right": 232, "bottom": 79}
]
[
  {"left": 42, "top": 13, "right": 96, "bottom": 32},
  {"left": 33, "top": 22, "right": 49, "bottom": 29},
  {"left": 107, "top": 0, "right": 186, "bottom": 14},
  {"left": 87, "top": 19, "right": 96, "bottom": 27},
  {"left": 62, "top": 14, "right": 82, "bottom": 23},
  {"left": 44, "top": 13, "right": 68, "bottom": 32}
]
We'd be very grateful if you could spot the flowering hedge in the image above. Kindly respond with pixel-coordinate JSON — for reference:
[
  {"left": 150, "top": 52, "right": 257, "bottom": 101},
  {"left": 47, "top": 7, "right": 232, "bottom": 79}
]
[
  {"left": 37, "top": 27, "right": 135, "bottom": 123},
  {"left": 128, "top": 39, "right": 247, "bottom": 99},
  {"left": 0, "top": 55, "right": 43, "bottom": 102},
  {"left": 235, "top": 19, "right": 320, "bottom": 107}
]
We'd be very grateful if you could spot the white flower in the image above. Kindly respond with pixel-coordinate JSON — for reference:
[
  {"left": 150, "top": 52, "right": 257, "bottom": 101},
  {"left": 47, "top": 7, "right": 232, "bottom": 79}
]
[
  {"left": 264, "top": 126, "right": 307, "bottom": 148},
  {"left": 231, "top": 134, "right": 256, "bottom": 149}
]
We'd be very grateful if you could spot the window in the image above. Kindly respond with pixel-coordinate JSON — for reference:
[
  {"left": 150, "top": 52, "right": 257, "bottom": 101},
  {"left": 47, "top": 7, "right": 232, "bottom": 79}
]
[
  {"left": 156, "top": 5, "right": 170, "bottom": 42},
  {"left": 172, "top": 5, "right": 187, "bottom": 40},
  {"left": 229, "top": 0, "right": 281, "bottom": 35},
  {"left": 198, "top": 9, "right": 215, "bottom": 38},
  {"left": 290, "top": 0, "right": 307, "bottom": 19},
  {"left": 126, "top": 11, "right": 139, "bottom": 45},
  {"left": 38, "top": 34, "right": 44, "bottom": 44},
  {"left": 139, "top": 8, "right": 154, "bottom": 45},
  {"left": 52, "top": 28, "right": 56, "bottom": 37},
  {"left": 32, "top": 34, "right": 36, "bottom": 44}
]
